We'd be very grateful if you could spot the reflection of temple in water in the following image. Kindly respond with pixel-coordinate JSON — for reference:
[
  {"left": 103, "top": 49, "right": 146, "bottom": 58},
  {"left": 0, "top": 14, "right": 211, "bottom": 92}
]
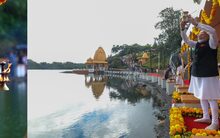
[{"left": 84, "top": 74, "right": 108, "bottom": 99}]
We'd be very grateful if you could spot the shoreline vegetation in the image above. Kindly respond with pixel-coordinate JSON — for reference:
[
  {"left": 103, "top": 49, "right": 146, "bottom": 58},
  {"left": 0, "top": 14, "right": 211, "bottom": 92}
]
[{"left": 28, "top": 59, "right": 86, "bottom": 70}]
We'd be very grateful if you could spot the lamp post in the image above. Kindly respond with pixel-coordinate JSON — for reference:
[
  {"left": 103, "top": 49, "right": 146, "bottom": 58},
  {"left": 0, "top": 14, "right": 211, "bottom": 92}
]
[
  {"left": 158, "top": 51, "right": 160, "bottom": 70},
  {"left": 150, "top": 48, "right": 157, "bottom": 72}
]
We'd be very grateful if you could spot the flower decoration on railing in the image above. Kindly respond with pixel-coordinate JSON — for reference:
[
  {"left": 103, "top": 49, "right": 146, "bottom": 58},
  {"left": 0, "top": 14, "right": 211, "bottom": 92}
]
[
  {"left": 0, "top": 0, "right": 6, "bottom": 5},
  {"left": 181, "top": 106, "right": 203, "bottom": 118},
  {"left": 172, "top": 91, "right": 192, "bottom": 103},
  {"left": 201, "top": 0, "right": 219, "bottom": 24},
  {"left": 172, "top": 91, "right": 181, "bottom": 103}
]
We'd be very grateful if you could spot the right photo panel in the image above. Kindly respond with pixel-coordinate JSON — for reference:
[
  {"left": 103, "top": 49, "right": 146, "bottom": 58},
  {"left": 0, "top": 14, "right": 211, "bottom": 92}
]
[{"left": 28, "top": 0, "right": 220, "bottom": 138}]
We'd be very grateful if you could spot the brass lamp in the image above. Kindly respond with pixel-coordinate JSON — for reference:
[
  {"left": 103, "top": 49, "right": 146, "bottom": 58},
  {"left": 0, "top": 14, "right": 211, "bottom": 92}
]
[{"left": 0, "top": 59, "right": 11, "bottom": 91}]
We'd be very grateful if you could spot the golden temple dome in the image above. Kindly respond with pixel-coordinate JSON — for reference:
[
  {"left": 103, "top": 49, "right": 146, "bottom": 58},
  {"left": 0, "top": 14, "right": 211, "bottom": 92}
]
[
  {"left": 85, "top": 57, "right": 93, "bottom": 64},
  {"left": 142, "top": 52, "right": 149, "bottom": 59},
  {"left": 93, "top": 47, "right": 108, "bottom": 64}
]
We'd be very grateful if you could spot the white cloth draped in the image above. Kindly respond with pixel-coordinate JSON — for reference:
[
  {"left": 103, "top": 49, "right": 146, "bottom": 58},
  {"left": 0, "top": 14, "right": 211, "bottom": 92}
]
[{"left": 188, "top": 76, "right": 220, "bottom": 99}]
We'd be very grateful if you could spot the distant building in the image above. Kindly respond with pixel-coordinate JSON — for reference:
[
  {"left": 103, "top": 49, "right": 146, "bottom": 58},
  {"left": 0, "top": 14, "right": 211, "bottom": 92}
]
[{"left": 85, "top": 47, "right": 108, "bottom": 73}]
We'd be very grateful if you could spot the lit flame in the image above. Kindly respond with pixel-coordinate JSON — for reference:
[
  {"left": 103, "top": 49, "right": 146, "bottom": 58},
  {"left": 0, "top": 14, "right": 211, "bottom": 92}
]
[
  {"left": 3, "top": 63, "right": 11, "bottom": 74},
  {"left": 0, "top": 76, "right": 9, "bottom": 82},
  {"left": 0, "top": 76, "right": 3, "bottom": 82},
  {"left": 0, "top": 0, "right": 7, "bottom": 5},
  {"left": 4, "top": 76, "right": 9, "bottom": 81}
]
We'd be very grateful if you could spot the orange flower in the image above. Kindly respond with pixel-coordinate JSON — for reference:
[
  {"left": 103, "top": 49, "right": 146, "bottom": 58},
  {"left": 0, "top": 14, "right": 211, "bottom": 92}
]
[
  {"left": 0, "top": 0, "right": 6, "bottom": 5},
  {"left": 206, "top": 130, "right": 212, "bottom": 135},
  {"left": 192, "top": 128, "right": 198, "bottom": 135},
  {"left": 201, "top": 0, "right": 218, "bottom": 24},
  {"left": 176, "top": 127, "right": 182, "bottom": 133},
  {"left": 210, "top": 130, "right": 217, "bottom": 135}
]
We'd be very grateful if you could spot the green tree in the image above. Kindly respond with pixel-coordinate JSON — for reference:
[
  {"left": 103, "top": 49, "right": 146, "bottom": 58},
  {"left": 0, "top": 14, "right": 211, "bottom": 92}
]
[
  {"left": 28, "top": 59, "right": 86, "bottom": 69},
  {"left": 154, "top": 7, "right": 182, "bottom": 68},
  {"left": 109, "top": 44, "right": 152, "bottom": 69},
  {"left": 0, "top": 0, "right": 27, "bottom": 55}
]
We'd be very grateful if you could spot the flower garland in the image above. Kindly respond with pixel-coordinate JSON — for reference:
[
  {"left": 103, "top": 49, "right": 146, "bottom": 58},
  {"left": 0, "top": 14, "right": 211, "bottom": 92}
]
[
  {"left": 192, "top": 27, "right": 200, "bottom": 36},
  {"left": 191, "top": 128, "right": 219, "bottom": 136},
  {"left": 172, "top": 91, "right": 181, "bottom": 103},
  {"left": 0, "top": 0, "right": 6, "bottom": 5},
  {"left": 181, "top": 43, "right": 190, "bottom": 54},
  {"left": 169, "top": 107, "right": 186, "bottom": 137},
  {"left": 201, "top": 0, "right": 218, "bottom": 24},
  {"left": 170, "top": 107, "right": 220, "bottom": 137},
  {"left": 172, "top": 91, "right": 192, "bottom": 103}
]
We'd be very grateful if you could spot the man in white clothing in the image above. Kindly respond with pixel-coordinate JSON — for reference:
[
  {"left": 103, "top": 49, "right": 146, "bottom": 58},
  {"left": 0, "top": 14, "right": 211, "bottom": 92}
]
[{"left": 180, "top": 16, "right": 220, "bottom": 130}]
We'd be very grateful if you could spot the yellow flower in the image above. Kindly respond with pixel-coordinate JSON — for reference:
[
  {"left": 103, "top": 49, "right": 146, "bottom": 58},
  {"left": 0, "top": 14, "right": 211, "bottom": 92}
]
[
  {"left": 174, "top": 135, "right": 181, "bottom": 138},
  {"left": 169, "top": 127, "right": 176, "bottom": 135},
  {"left": 195, "top": 133, "right": 202, "bottom": 136}
]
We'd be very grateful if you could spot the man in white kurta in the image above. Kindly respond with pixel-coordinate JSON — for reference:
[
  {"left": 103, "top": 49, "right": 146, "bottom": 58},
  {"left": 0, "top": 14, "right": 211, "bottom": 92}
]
[{"left": 180, "top": 16, "right": 220, "bottom": 130}]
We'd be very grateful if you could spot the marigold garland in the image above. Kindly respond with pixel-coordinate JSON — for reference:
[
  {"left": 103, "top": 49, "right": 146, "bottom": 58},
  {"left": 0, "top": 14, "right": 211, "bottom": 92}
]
[
  {"left": 169, "top": 107, "right": 220, "bottom": 137},
  {"left": 172, "top": 91, "right": 192, "bottom": 103},
  {"left": 181, "top": 43, "right": 190, "bottom": 54},
  {"left": 201, "top": 0, "right": 218, "bottom": 24},
  {"left": 192, "top": 27, "right": 200, "bottom": 36}
]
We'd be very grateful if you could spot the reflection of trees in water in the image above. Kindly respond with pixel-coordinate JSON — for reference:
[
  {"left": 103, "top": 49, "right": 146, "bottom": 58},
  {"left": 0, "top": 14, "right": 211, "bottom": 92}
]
[
  {"left": 84, "top": 75, "right": 169, "bottom": 137},
  {"left": 106, "top": 76, "right": 166, "bottom": 110},
  {"left": 106, "top": 77, "right": 152, "bottom": 105},
  {"left": 85, "top": 74, "right": 166, "bottom": 109},
  {"left": 106, "top": 76, "right": 169, "bottom": 137},
  {"left": 0, "top": 80, "right": 27, "bottom": 137}
]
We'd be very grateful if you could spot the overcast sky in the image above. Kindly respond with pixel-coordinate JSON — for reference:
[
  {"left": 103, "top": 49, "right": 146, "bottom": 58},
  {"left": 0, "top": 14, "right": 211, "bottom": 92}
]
[{"left": 28, "top": 0, "right": 203, "bottom": 63}]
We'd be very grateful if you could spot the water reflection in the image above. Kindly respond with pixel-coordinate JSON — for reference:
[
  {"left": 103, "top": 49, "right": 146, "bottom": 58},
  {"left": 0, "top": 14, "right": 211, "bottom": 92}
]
[
  {"left": 107, "top": 77, "right": 152, "bottom": 105},
  {"left": 85, "top": 74, "right": 152, "bottom": 105},
  {"left": 85, "top": 74, "right": 108, "bottom": 99},
  {"left": 29, "top": 71, "right": 165, "bottom": 138},
  {"left": 0, "top": 79, "right": 27, "bottom": 138}
]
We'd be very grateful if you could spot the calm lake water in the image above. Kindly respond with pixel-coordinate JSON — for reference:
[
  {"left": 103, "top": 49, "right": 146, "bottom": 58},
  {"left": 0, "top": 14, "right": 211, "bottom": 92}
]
[
  {"left": 0, "top": 78, "right": 27, "bottom": 138},
  {"left": 28, "top": 70, "right": 164, "bottom": 138}
]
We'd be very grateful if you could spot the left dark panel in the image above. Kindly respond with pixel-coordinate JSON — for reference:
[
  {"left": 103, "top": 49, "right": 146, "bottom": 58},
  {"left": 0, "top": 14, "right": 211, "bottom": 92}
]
[{"left": 0, "top": 0, "right": 27, "bottom": 138}]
